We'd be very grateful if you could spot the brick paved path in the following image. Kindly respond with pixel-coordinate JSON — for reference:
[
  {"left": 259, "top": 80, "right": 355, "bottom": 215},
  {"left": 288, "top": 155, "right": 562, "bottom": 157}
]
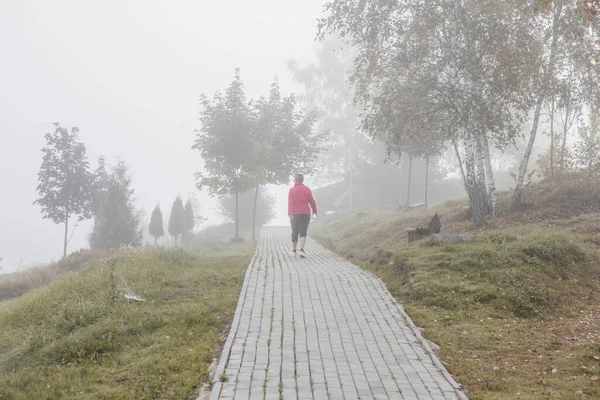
[{"left": 209, "top": 227, "right": 467, "bottom": 400}]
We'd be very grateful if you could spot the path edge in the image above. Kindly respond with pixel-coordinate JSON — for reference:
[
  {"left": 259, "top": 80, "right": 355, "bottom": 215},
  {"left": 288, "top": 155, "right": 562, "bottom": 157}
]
[
  {"left": 202, "top": 241, "right": 259, "bottom": 400},
  {"left": 368, "top": 269, "right": 469, "bottom": 400},
  {"left": 319, "top": 242, "right": 469, "bottom": 399}
]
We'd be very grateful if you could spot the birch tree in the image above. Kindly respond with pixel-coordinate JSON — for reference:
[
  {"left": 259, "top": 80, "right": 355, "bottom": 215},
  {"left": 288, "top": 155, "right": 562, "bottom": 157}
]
[
  {"left": 512, "top": 0, "right": 600, "bottom": 209},
  {"left": 318, "top": 0, "right": 536, "bottom": 226},
  {"left": 575, "top": 111, "right": 600, "bottom": 169}
]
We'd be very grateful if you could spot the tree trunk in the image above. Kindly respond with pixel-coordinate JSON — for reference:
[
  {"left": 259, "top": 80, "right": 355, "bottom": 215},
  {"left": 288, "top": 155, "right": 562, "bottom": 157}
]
[
  {"left": 464, "top": 138, "right": 486, "bottom": 228},
  {"left": 63, "top": 215, "right": 69, "bottom": 258},
  {"left": 455, "top": 137, "right": 486, "bottom": 226},
  {"left": 481, "top": 133, "right": 499, "bottom": 216},
  {"left": 252, "top": 186, "right": 259, "bottom": 241},
  {"left": 512, "top": 95, "right": 544, "bottom": 210},
  {"left": 154, "top": 236, "right": 157, "bottom": 247},
  {"left": 475, "top": 133, "right": 489, "bottom": 214},
  {"left": 512, "top": 1, "right": 562, "bottom": 210},
  {"left": 453, "top": 139, "right": 467, "bottom": 186},
  {"left": 347, "top": 146, "right": 353, "bottom": 210},
  {"left": 234, "top": 190, "right": 239, "bottom": 240},
  {"left": 550, "top": 98, "right": 555, "bottom": 178},
  {"left": 560, "top": 101, "right": 570, "bottom": 172},
  {"left": 424, "top": 156, "right": 429, "bottom": 209},
  {"left": 349, "top": 166, "right": 354, "bottom": 210},
  {"left": 405, "top": 155, "right": 413, "bottom": 210},
  {"left": 560, "top": 60, "right": 575, "bottom": 173}
]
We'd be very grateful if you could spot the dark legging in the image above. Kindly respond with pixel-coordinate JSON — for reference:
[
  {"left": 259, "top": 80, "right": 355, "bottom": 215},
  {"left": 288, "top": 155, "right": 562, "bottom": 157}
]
[{"left": 291, "top": 214, "right": 310, "bottom": 243}]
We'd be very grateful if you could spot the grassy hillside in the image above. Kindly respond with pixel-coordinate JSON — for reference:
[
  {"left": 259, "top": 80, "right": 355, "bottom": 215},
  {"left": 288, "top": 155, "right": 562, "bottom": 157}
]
[
  {"left": 0, "top": 244, "right": 253, "bottom": 400},
  {"left": 311, "top": 175, "right": 600, "bottom": 400},
  {"left": 0, "top": 250, "right": 109, "bottom": 302}
]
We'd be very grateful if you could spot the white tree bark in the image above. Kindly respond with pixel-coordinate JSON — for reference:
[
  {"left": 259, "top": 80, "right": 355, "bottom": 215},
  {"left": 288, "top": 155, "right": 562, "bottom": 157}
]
[
  {"left": 453, "top": 139, "right": 467, "bottom": 186},
  {"left": 405, "top": 154, "right": 413, "bottom": 210},
  {"left": 481, "top": 133, "right": 499, "bottom": 216},
  {"left": 475, "top": 134, "right": 488, "bottom": 191},
  {"left": 550, "top": 99, "right": 555, "bottom": 178},
  {"left": 512, "top": 1, "right": 562, "bottom": 210},
  {"left": 513, "top": 95, "right": 544, "bottom": 209},
  {"left": 424, "top": 155, "right": 429, "bottom": 209},
  {"left": 464, "top": 138, "right": 487, "bottom": 227}
]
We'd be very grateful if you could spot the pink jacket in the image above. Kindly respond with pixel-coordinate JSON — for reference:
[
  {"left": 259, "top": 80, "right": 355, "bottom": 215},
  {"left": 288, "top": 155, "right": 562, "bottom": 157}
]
[{"left": 288, "top": 183, "right": 317, "bottom": 216}]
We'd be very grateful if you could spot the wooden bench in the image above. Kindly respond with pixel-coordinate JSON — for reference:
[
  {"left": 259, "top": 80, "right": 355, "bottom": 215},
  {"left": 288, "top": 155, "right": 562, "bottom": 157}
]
[{"left": 406, "top": 213, "right": 441, "bottom": 243}]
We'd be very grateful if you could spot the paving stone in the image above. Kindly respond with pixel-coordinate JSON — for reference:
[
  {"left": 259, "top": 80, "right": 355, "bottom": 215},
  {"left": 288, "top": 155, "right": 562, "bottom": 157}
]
[{"left": 207, "top": 227, "right": 467, "bottom": 400}]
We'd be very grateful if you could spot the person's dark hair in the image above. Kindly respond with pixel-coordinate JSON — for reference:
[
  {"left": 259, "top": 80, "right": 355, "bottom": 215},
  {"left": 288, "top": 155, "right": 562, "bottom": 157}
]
[{"left": 295, "top": 173, "right": 304, "bottom": 184}]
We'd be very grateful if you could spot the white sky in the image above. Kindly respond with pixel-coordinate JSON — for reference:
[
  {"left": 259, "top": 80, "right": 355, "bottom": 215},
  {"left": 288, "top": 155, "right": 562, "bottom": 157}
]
[{"left": 0, "top": 0, "right": 325, "bottom": 272}]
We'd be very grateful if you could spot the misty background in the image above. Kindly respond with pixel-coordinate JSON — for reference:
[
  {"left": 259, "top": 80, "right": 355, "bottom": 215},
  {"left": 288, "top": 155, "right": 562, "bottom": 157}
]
[
  {"left": 0, "top": 0, "right": 324, "bottom": 272},
  {"left": 2, "top": 1, "right": 592, "bottom": 273}
]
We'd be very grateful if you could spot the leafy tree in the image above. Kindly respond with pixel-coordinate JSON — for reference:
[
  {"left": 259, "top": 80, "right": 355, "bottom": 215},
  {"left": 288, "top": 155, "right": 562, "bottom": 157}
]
[
  {"left": 287, "top": 37, "right": 372, "bottom": 186},
  {"left": 90, "top": 156, "right": 109, "bottom": 215},
  {"left": 318, "top": 0, "right": 537, "bottom": 226},
  {"left": 537, "top": 133, "right": 576, "bottom": 178},
  {"left": 538, "top": 0, "right": 600, "bottom": 22},
  {"left": 187, "top": 193, "right": 207, "bottom": 229},
  {"left": 34, "top": 123, "right": 93, "bottom": 257},
  {"left": 149, "top": 205, "right": 164, "bottom": 246},
  {"left": 219, "top": 188, "right": 276, "bottom": 234},
  {"left": 193, "top": 69, "right": 258, "bottom": 240},
  {"left": 575, "top": 112, "right": 600, "bottom": 170},
  {"left": 184, "top": 200, "right": 195, "bottom": 234},
  {"left": 181, "top": 200, "right": 196, "bottom": 245},
  {"left": 248, "top": 79, "right": 325, "bottom": 240},
  {"left": 168, "top": 196, "right": 186, "bottom": 245},
  {"left": 555, "top": 62, "right": 585, "bottom": 173},
  {"left": 89, "top": 160, "right": 142, "bottom": 249},
  {"left": 512, "top": 0, "right": 600, "bottom": 209},
  {"left": 290, "top": 37, "right": 451, "bottom": 211}
]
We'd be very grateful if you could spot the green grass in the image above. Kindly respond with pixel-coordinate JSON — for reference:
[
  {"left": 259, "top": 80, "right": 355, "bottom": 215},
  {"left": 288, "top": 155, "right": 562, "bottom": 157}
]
[
  {"left": 312, "top": 209, "right": 600, "bottom": 399},
  {"left": 0, "top": 245, "right": 253, "bottom": 400}
]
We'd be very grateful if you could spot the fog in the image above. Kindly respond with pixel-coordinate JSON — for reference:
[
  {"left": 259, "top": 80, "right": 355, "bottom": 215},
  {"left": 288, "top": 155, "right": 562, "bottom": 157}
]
[
  {"left": 0, "top": 0, "right": 324, "bottom": 272},
  {"left": 2, "top": 1, "right": 597, "bottom": 273}
]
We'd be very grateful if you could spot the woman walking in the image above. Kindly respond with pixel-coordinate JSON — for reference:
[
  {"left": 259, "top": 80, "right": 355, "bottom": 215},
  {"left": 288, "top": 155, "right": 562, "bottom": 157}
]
[{"left": 288, "top": 174, "right": 317, "bottom": 258}]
